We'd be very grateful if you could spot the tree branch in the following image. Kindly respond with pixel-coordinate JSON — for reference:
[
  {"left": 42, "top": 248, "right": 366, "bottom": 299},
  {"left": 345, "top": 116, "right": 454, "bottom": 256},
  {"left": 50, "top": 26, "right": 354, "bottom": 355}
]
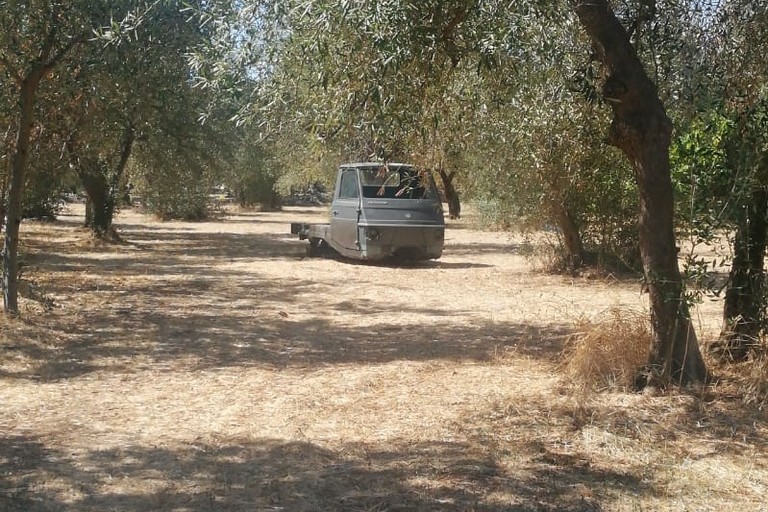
[
  {"left": 35, "top": 2, "right": 86, "bottom": 73},
  {"left": 37, "top": 1, "right": 59, "bottom": 65},
  {"left": 42, "top": 34, "right": 87, "bottom": 73}
]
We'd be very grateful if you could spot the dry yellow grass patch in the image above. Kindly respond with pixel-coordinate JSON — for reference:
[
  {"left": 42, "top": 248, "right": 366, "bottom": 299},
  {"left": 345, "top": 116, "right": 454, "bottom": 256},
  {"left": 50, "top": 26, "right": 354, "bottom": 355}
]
[
  {"left": 714, "top": 355, "right": 768, "bottom": 409},
  {"left": 562, "top": 308, "right": 651, "bottom": 392},
  {"left": 1, "top": 203, "right": 767, "bottom": 512}
]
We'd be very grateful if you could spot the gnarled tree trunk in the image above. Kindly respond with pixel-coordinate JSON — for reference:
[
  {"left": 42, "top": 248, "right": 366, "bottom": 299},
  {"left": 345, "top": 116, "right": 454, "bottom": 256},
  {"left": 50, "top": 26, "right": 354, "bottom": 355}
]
[
  {"left": 4, "top": 68, "right": 45, "bottom": 314},
  {"left": 573, "top": 0, "right": 708, "bottom": 386},
  {"left": 554, "top": 204, "right": 584, "bottom": 270},
  {"left": 712, "top": 187, "right": 768, "bottom": 361},
  {"left": 1, "top": 20, "right": 82, "bottom": 314},
  {"left": 437, "top": 167, "right": 461, "bottom": 220},
  {"left": 79, "top": 160, "right": 114, "bottom": 237},
  {"left": 70, "top": 125, "right": 134, "bottom": 238}
]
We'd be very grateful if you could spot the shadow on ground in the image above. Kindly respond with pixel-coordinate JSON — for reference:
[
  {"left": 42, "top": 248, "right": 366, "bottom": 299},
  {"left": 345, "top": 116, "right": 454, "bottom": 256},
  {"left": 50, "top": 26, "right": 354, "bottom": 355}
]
[
  {"left": 4, "top": 209, "right": 766, "bottom": 511},
  {"left": 0, "top": 433, "right": 643, "bottom": 512},
  {"left": 3, "top": 298, "right": 570, "bottom": 381},
  {"left": 8, "top": 220, "right": 572, "bottom": 382}
]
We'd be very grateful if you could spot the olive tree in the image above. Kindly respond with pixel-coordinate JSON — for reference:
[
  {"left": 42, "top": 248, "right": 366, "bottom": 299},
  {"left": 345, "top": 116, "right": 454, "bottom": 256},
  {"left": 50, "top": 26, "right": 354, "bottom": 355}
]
[
  {"left": 572, "top": 0, "right": 708, "bottom": 385},
  {"left": 0, "top": 0, "right": 123, "bottom": 313},
  {"left": 67, "top": 0, "right": 236, "bottom": 232},
  {"left": 717, "top": 3, "right": 768, "bottom": 362},
  {"left": 193, "top": 0, "right": 710, "bottom": 386}
]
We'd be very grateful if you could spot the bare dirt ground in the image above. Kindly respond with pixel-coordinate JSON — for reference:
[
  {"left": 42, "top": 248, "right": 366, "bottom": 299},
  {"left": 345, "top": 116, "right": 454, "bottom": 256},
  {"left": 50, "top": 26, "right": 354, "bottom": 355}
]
[{"left": 1, "top": 203, "right": 766, "bottom": 511}]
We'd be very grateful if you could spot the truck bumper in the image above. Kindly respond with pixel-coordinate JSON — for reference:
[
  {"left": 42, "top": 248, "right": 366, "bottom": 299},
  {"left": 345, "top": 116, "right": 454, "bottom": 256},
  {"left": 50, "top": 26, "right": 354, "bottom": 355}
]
[{"left": 359, "top": 225, "right": 444, "bottom": 260}]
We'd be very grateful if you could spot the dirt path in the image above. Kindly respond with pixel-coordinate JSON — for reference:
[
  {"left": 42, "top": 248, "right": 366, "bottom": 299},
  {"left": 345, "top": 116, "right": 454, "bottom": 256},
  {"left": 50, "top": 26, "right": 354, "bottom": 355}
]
[{"left": 1, "top": 204, "right": 765, "bottom": 511}]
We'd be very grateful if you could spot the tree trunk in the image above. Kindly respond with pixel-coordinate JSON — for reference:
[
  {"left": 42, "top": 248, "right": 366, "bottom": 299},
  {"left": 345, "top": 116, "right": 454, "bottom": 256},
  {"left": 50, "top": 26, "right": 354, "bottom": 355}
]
[
  {"left": 78, "top": 159, "right": 116, "bottom": 238},
  {"left": 712, "top": 188, "right": 768, "bottom": 361},
  {"left": 84, "top": 198, "right": 94, "bottom": 227},
  {"left": 0, "top": 126, "right": 13, "bottom": 234},
  {"left": 542, "top": 169, "right": 584, "bottom": 270},
  {"left": 554, "top": 204, "right": 584, "bottom": 270},
  {"left": 72, "top": 125, "right": 134, "bottom": 238},
  {"left": 260, "top": 190, "right": 282, "bottom": 212},
  {"left": 573, "top": 1, "right": 708, "bottom": 386},
  {"left": 437, "top": 168, "right": 461, "bottom": 220},
  {"left": 0, "top": 173, "right": 8, "bottom": 236},
  {"left": 3, "top": 70, "right": 44, "bottom": 314},
  {"left": 1, "top": 18, "right": 82, "bottom": 314}
]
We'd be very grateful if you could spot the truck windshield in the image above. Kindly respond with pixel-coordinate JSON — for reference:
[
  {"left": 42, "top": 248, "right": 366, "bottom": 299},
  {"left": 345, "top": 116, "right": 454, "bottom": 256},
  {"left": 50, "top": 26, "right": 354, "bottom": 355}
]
[{"left": 360, "top": 166, "right": 434, "bottom": 199}]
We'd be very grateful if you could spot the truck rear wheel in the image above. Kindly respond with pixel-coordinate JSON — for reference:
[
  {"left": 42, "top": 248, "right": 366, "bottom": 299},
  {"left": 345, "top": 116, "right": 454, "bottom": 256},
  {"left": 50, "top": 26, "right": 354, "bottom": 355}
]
[{"left": 306, "top": 237, "right": 327, "bottom": 257}]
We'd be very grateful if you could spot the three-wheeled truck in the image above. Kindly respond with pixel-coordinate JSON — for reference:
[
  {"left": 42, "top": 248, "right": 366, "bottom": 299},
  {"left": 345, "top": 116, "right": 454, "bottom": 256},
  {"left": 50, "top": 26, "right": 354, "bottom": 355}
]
[{"left": 291, "top": 163, "right": 445, "bottom": 261}]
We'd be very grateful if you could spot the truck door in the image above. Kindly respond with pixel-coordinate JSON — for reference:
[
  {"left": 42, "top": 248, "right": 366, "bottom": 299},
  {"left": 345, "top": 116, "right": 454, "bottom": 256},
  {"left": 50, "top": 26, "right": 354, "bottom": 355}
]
[{"left": 330, "top": 168, "right": 361, "bottom": 251}]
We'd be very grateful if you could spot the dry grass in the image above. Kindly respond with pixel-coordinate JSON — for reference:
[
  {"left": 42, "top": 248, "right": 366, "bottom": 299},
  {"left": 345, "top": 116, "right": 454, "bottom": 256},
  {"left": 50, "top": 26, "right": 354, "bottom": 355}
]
[
  {"left": 562, "top": 308, "right": 651, "bottom": 392},
  {"left": 743, "top": 357, "right": 768, "bottom": 407},
  {"left": 1, "top": 203, "right": 767, "bottom": 512},
  {"left": 717, "top": 356, "right": 768, "bottom": 409}
]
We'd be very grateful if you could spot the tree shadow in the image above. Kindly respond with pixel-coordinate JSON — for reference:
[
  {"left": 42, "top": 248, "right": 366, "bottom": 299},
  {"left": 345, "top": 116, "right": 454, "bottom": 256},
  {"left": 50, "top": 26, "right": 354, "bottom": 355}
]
[
  {"left": 3, "top": 295, "right": 572, "bottom": 381},
  {"left": 446, "top": 242, "right": 530, "bottom": 257},
  {"left": 7, "top": 218, "right": 579, "bottom": 382},
  {"left": 559, "top": 389, "right": 768, "bottom": 463},
  {"left": 6, "top": 209, "right": 763, "bottom": 511},
  {"left": 674, "top": 395, "right": 768, "bottom": 461},
  {"left": 1, "top": 434, "right": 648, "bottom": 511},
  {"left": 0, "top": 435, "right": 50, "bottom": 512}
]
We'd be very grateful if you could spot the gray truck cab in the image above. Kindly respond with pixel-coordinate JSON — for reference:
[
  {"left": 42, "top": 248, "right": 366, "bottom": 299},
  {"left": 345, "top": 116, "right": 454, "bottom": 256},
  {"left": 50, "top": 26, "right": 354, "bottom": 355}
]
[{"left": 292, "top": 162, "right": 445, "bottom": 261}]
